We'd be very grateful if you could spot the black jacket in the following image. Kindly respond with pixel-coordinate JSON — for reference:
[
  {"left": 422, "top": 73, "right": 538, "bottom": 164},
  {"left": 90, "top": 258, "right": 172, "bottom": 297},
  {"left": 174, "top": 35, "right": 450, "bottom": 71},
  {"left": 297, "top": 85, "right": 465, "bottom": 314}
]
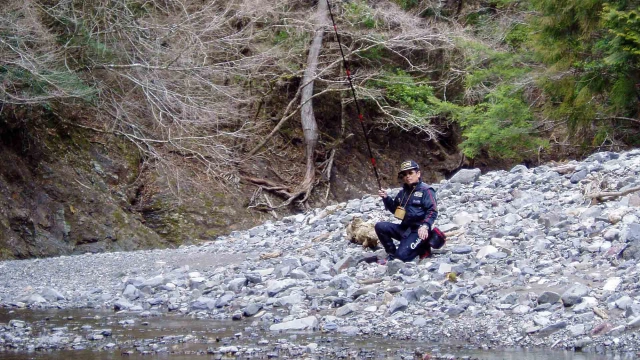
[{"left": 382, "top": 180, "right": 438, "bottom": 230}]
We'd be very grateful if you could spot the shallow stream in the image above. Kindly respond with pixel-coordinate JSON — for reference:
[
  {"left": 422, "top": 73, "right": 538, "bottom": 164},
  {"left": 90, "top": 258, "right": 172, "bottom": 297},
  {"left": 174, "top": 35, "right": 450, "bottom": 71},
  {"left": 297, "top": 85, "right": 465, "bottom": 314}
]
[{"left": 0, "top": 308, "right": 633, "bottom": 360}]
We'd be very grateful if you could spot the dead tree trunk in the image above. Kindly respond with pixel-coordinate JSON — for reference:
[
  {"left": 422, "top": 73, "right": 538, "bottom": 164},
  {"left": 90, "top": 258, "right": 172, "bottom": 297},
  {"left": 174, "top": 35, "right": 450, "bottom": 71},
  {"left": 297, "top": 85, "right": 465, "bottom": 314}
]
[
  {"left": 298, "top": 0, "right": 329, "bottom": 193},
  {"left": 243, "top": 1, "right": 331, "bottom": 209}
]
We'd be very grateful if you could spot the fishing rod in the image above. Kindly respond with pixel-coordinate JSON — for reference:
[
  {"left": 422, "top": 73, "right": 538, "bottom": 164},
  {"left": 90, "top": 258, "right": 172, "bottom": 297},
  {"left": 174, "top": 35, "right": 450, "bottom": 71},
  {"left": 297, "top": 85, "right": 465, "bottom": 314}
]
[{"left": 325, "top": 0, "right": 382, "bottom": 190}]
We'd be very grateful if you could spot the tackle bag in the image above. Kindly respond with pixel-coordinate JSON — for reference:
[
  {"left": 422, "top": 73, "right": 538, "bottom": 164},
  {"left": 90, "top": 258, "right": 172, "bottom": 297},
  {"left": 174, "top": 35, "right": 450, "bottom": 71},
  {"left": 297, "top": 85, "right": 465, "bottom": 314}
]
[{"left": 427, "top": 227, "right": 447, "bottom": 249}]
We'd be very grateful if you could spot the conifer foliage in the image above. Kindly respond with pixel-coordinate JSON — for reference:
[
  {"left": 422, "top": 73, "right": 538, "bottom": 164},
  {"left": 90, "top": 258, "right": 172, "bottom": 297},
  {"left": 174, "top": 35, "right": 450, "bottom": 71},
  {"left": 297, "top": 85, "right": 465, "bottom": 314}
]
[{"left": 530, "top": 0, "right": 640, "bottom": 148}]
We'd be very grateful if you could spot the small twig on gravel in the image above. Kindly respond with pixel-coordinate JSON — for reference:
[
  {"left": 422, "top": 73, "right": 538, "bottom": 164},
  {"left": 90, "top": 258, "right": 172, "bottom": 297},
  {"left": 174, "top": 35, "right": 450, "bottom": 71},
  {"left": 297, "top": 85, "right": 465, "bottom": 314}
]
[{"left": 359, "top": 278, "right": 383, "bottom": 285}]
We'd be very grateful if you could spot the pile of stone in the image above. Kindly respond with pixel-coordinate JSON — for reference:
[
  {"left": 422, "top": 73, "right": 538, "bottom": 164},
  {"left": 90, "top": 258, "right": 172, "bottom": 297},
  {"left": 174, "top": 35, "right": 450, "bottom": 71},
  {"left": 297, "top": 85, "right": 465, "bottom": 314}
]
[{"left": 1, "top": 150, "right": 640, "bottom": 358}]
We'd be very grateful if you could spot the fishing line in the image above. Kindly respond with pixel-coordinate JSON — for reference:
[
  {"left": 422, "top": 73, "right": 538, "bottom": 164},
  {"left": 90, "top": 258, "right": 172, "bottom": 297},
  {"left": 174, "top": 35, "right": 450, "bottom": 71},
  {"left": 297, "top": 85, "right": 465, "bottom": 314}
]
[{"left": 325, "top": 0, "right": 382, "bottom": 190}]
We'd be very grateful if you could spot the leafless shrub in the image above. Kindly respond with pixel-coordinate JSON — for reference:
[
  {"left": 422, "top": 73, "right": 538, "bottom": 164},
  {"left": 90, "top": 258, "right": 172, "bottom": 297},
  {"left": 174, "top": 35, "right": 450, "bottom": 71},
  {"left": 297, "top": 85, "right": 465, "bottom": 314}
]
[
  {"left": 2, "top": 0, "right": 464, "bottom": 206},
  {"left": 1, "top": 0, "right": 282, "bottom": 196}
]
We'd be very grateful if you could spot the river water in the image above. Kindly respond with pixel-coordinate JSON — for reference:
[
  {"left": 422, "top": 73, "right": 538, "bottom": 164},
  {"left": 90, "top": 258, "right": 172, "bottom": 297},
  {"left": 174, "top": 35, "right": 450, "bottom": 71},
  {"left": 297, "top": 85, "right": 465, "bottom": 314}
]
[{"left": 0, "top": 308, "right": 632, "bottom": 360}]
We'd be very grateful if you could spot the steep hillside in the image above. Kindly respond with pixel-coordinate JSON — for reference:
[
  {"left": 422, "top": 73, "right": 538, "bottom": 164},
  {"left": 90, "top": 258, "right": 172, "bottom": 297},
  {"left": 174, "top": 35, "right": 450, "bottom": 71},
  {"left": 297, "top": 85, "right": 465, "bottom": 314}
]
[{"left": 0, "top": 106, "right": 463, "bottom": 258}]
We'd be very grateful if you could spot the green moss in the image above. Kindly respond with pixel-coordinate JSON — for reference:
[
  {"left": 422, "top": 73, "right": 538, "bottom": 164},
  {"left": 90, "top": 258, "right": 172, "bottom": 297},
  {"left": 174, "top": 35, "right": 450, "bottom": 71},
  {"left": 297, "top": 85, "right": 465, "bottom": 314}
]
[
  {"left": 113, "top": 209, "right": 126, "bottom": 226},
  {"left": 0, "top": 247, "right": 14, "bottom": 260},
  {"left": 116, "top": 139, "right": 142, "bottom": 181},
  {"left": 39, "top": 121, "right": 99, "bottom": 175},
  {"left": 205, "top": 229, "right": 220, "bottom": 238}
]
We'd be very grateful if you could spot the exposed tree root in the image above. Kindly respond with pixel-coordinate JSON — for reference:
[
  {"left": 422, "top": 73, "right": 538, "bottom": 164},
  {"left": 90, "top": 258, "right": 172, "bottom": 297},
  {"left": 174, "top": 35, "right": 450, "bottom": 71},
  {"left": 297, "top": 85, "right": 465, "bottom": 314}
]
[
  {"left": 243, "top": 175, "right": 314, "bottom": 210},
  {"left": 323, "top": 148, "right": 336, "bottom": 201},
  {"left": 243, "top": 176, "right": 293, "bottom": 198},
  {"left": 243, "top": 159, "right": 336, "bottom": 211}
]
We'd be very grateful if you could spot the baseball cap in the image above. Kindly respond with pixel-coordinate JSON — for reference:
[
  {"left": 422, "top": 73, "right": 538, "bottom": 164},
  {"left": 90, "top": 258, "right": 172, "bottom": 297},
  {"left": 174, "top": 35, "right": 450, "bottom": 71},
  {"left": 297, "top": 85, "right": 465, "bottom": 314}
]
[{"left": 398, "top": 160, "right": 419, "bottom": 175}]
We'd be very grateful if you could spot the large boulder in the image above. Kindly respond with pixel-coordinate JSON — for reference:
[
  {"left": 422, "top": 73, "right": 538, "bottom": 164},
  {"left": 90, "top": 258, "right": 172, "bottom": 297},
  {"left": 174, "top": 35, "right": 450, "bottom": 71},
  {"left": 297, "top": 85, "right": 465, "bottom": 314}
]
[
  {"left": 449, "top": 169, "right": 481, "bottom": 184},
  {"left": 537, "top": 291, "right": 561, "bottom": 305},
  {"left": 621, "top": 223, "right": 640, "bottom": 260},
  {"left": 561, "top": 284, "right": 590, "bottom": 307}
]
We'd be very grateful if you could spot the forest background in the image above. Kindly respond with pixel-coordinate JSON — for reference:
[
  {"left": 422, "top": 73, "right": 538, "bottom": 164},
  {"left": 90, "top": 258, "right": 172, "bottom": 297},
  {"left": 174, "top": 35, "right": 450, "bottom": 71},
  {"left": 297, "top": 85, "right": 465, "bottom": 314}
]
[{"left": 1, "top": 0, "right": 639, "bottom": 258}]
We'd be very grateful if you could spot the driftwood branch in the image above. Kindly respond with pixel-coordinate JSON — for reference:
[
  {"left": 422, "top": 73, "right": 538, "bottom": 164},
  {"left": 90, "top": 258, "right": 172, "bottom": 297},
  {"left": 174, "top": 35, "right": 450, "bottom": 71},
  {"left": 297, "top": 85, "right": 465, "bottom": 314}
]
[
  {"left": 587, "top": 185, "right": 640, "bottom": 202},
  {"left": 550, "top": 164, "right": 577, "bottom": 175}
]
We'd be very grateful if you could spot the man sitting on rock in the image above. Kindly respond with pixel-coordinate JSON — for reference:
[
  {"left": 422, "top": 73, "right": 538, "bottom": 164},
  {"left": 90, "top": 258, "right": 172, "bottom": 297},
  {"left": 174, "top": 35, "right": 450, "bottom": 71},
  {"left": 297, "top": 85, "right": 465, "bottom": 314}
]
[{"left": 375, "top": 160, "right": 438, "bottom": 264}]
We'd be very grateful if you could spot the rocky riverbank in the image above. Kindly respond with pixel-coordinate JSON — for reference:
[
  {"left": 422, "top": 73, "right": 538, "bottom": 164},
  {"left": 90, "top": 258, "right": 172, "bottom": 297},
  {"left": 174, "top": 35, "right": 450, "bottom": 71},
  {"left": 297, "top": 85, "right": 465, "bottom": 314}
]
[{"left": 1, "top": 150, "right": 640, "bottom": 359}]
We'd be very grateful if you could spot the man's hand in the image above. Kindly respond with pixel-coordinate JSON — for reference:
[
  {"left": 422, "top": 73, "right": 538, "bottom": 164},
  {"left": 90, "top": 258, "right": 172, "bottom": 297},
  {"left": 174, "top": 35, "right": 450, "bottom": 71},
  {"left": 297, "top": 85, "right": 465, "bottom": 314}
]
[
  {"left": 418, "top": 225, "right": 429, "bottom": 240},
  {"left": 378, "top": 189, "right": 388, "bottom": 198}
]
